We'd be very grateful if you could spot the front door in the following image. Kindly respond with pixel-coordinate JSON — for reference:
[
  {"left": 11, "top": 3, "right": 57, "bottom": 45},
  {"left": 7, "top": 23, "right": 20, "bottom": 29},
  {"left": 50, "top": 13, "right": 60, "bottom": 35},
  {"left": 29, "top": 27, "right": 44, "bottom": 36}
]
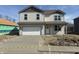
[{"left": 45, "top": 25, "right": 51, "bottom": 35}]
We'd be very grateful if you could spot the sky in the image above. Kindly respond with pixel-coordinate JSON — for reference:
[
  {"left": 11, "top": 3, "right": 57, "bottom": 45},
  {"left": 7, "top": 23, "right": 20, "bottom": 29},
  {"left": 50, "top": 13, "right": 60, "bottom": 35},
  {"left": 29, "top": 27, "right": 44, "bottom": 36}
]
[{"left": 0, "top": 5, "right": 79, "bottom": 24}]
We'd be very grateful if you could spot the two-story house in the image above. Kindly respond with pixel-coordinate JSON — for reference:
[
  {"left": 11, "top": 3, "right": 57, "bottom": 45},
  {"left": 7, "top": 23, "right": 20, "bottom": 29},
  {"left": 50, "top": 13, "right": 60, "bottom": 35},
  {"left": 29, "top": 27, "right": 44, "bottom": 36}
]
[{"left": 18, "top": 6, "right": 67, "bottom": 35}]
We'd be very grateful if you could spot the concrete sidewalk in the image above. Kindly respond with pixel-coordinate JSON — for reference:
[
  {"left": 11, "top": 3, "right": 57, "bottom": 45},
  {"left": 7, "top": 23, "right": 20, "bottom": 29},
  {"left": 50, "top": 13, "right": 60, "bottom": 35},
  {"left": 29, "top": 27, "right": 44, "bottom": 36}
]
[{"left": 38, "top": 45, "right": 79, "bottom": 54}]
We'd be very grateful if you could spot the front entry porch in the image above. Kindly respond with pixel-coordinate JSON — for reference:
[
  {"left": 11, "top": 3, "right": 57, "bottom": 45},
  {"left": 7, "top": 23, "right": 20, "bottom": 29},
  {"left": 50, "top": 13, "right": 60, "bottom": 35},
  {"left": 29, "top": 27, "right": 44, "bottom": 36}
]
[
  {"left": 45, "top": 25, "right": 51, "bottom": 35},
  {"left": 43, "top": 24, "right": 65, "bottom": 35}
]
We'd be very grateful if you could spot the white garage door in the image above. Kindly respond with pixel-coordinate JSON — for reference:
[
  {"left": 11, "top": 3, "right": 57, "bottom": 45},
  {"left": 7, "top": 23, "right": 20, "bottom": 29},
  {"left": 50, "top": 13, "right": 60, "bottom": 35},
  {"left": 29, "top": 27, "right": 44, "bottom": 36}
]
[{"left": 22, "top": 26, "right": 41, "bottom": 35}]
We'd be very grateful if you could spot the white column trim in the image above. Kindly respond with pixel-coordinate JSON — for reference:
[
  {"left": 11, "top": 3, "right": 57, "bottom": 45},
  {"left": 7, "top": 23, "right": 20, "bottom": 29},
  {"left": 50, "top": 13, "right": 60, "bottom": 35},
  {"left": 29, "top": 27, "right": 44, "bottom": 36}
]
[
  {"left": 42, "top": 25, "right": 45, "bottom": 35},
  {"left": 65, "top": 25, "right": 67, "bottom": 34}
]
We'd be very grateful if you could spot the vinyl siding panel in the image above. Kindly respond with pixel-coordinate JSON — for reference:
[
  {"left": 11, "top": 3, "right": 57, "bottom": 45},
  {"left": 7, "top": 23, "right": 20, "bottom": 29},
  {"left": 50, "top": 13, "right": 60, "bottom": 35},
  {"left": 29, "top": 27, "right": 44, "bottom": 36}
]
[
  {"left": 19, "top": 12, "right": 45, "bottom": 22},
  {"left": 45, "top": 14, "right": 64, "bottom": 21}
]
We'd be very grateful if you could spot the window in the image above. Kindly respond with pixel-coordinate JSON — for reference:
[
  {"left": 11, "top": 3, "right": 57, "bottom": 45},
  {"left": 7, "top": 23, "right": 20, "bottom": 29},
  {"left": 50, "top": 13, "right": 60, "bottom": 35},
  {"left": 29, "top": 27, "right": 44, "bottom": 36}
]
[
  {"left": 54, "top": 16, "right": 57, "bottom": 20},
  {"left": 54, "top": 25, "right": 61, "bottom": 31},
  {"left": 54, "top": 15, "right": 61, "bottom": 20},
  {"left": 58, "top": 16, "right": 61, "bottom": 20},
  {"left": 24, "top": 14, "right": 27, "bottom": 20},
  {"left": 36, "top": 14, "right": 40, "bottom": 20}
]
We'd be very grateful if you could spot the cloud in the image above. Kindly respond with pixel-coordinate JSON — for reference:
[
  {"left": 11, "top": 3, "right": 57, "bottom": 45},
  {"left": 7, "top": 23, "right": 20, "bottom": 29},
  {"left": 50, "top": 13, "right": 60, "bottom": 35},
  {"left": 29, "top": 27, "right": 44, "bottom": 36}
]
[{"left": 65, "top": 15, "right": 75, "bottom": 23}]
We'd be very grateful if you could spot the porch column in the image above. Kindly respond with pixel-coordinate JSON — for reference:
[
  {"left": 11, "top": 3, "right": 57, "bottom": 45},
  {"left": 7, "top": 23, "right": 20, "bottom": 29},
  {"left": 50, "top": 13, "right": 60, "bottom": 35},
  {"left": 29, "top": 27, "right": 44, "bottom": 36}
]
[
  {"left": 19, "top": 25, "right": 23, "bottom": 35},
  {"left": 65, "top": 25, "right": 67, "bottom": 34},
  {"left": 42, "top": 25, "right": 45, "bottom": 35}
]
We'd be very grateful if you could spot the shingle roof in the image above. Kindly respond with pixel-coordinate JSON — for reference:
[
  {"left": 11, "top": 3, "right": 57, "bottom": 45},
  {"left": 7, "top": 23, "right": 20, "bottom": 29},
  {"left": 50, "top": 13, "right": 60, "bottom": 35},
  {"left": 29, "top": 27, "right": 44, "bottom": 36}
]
[
  {"left": 19, "top": 6, "right": 65, "bottom": 15},
  {"left": 18, "top": 21, "right": 67, "bottom": 25},
  {"left": 0, "top": 18, "right": 17, "bottom": 26},
  {"left": 44, "top": 10, "right": 65, "bottom": 15},
  {"left": 19, "top": 6, "right": 44, "bottom": 13}
]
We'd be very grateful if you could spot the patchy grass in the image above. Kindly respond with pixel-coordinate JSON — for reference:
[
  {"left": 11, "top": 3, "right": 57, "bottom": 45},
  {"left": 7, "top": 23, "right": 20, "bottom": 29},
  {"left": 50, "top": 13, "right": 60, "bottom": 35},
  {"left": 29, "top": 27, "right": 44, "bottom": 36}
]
[{"left": 42, "top": 34, "right": 79, "bottom": 46}]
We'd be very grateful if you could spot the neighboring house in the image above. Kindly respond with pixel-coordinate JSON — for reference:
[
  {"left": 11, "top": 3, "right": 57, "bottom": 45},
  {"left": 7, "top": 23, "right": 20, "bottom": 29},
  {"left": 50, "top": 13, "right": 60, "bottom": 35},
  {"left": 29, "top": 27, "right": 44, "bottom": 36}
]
[
  {"left": 74, "top": 17, "right": 79, "bottom": 34},
  {"left": 66, "top": 23, "right": 74, "bottom": 34},
  {"left": 18, "top": 6, "right": 67, "bottom": 35},
  {"left": 0, "top": 18, "right": 19, "bottom": 35}
]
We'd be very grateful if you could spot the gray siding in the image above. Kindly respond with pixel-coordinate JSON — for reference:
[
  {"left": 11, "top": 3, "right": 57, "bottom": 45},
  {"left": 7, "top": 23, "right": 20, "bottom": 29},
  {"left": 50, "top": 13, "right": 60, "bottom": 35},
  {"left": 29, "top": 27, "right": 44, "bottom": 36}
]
[
  {"left": 19, "top": 12, "right": 45, "bottom": 22},
  {"left": 19, "top": 12, "right": 64, "bottom": 22},
  {"left": 45, "top": 14, "right": 64, "bottom": 21}
]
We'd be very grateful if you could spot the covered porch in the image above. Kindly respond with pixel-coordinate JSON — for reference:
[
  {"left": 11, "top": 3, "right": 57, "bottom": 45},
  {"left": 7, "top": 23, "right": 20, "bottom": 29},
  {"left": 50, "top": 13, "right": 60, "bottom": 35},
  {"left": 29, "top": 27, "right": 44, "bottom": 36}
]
[
  {"left": 42, "top": 21, "right": 67, "bottom": 35},
  {"left": 18, "top": 21, "right": 67, "bottom": 35}
]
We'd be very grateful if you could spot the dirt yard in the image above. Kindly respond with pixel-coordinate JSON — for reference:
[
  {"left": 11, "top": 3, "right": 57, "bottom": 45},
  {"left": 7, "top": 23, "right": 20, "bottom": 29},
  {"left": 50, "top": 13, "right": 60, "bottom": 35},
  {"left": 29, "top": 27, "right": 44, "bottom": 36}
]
[
  {"left": 42, "top": 34, "right": 79, "bottom": 46},
  {"left": 0, "top": 35, "right": 18, "bottom": 41}
]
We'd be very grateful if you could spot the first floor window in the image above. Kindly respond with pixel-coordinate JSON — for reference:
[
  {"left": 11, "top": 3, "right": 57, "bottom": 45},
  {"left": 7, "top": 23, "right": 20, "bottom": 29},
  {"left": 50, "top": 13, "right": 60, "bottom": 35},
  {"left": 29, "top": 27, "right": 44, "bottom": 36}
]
[{"left": 54, "top": 25, "right": 61, "bottom": 31}]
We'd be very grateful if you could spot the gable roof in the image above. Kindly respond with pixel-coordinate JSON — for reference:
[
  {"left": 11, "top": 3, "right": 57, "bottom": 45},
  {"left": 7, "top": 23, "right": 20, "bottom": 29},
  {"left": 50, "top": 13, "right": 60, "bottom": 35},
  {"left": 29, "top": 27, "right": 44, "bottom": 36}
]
[
  {"left": 0, "top": 18, "right": 17, "bottom": 26},
  {"left": 19, "top": 6, "right": 65, "bottom": 15},
  {"left": 19, "top": 6, "right": 44, "bottom": 13},
  {"left": 44, "top": 10, "right": 65, "bottom": 15}
]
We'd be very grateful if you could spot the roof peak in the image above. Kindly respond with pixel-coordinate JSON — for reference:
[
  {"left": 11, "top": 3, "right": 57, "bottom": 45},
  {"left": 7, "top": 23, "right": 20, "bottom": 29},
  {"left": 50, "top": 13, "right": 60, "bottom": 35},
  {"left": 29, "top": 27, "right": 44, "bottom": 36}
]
[
  {"left": 19, "top": 5, "right": 43, "bottom": 13},
  {"left": 19, "top": 6, "right": 65, "bottom": 15}
]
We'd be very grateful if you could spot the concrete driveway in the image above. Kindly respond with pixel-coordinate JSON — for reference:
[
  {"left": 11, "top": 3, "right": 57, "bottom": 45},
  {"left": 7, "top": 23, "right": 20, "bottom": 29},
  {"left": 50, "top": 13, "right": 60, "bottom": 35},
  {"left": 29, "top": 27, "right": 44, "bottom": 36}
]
[{"left": 0, "top": 35, "right": 44, "bottom": 54}]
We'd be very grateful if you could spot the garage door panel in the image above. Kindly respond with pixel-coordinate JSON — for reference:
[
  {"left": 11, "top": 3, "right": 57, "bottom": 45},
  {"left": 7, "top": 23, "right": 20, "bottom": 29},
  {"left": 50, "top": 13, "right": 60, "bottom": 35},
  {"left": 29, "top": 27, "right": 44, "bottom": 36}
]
[{"left": 22, "top": 27, "right": 41, "bottom": 35}]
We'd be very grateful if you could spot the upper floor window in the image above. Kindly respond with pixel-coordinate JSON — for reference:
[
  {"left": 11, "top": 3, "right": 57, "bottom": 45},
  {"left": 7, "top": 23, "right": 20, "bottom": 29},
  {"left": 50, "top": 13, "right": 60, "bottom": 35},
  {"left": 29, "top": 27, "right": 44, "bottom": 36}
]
[
  {"left": 54, "top": 16, "right": 57, "bottom": 20},
  {"left": 58, "top": 16, "right": 61, "bottom": 20},
  {"left": 54, "top": 25, "right": 61, "bottom": 31},
  {"left": 24, "top": 14, "right": 27, "bottom": 20},
  {"left": 54, "top": 15, "right": 61, "bottom": 20},
  {"left": 36, "top": 14, "right": 40, "bottom": 20}
]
